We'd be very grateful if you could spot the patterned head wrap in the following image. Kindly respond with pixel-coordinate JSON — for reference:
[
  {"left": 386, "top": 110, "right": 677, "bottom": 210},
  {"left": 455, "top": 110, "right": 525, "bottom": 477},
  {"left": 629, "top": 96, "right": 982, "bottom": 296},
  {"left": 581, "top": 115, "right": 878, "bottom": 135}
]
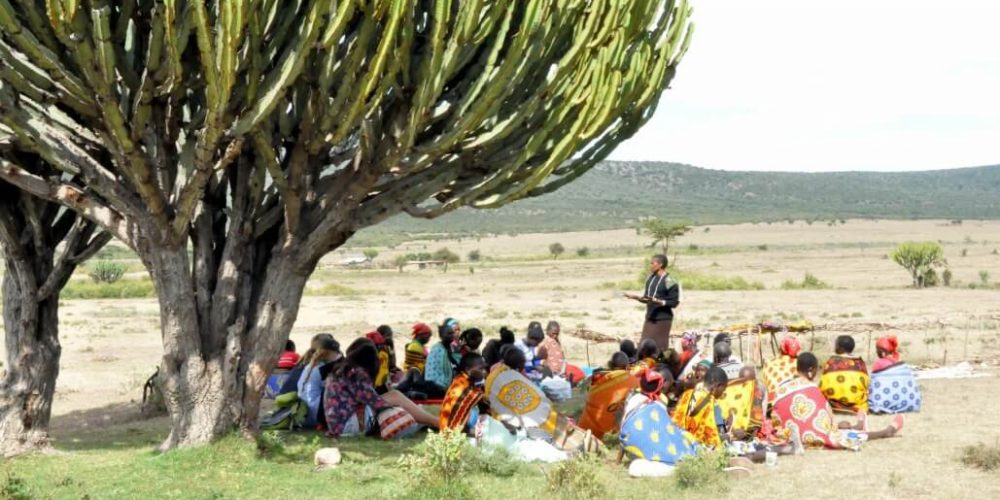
[
  {"left": 366, "top": 331, "right": 385, "bottom": 346},
  {"left": 780, "top": 336, "right": 801, "bottom": 358},
  {"left": 681, "top": 332, "right": 701, "bottom": 350},
  {"left": 876, "top": 335, "right": 901, "bottom": 362},
  {"left": 411, "top": 322, "right": 433, "bottom": 340},
  {"left": 638, "top": 367, "right": 665, "bottom": 399}
]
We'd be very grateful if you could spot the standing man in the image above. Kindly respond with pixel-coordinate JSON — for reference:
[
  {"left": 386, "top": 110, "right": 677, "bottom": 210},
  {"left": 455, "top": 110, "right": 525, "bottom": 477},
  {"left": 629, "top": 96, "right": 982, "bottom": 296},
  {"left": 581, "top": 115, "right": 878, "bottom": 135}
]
[{"left": 625, "top": 254, "right": 681, "bottom": 352}]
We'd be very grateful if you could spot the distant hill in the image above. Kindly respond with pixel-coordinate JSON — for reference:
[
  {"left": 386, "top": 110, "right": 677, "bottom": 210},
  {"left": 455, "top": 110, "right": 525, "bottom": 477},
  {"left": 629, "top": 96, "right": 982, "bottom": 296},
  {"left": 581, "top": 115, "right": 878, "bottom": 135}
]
[{"left": 353, "top": 162, "right": 1000, "bottom": 243}]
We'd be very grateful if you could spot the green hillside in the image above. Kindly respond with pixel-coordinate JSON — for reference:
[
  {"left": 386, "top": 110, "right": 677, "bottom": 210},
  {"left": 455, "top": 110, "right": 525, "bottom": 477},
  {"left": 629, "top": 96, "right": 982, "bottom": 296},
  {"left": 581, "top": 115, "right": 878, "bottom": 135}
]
[{"left": 351, "top": 161, "right": 1000, "bottom": 244}]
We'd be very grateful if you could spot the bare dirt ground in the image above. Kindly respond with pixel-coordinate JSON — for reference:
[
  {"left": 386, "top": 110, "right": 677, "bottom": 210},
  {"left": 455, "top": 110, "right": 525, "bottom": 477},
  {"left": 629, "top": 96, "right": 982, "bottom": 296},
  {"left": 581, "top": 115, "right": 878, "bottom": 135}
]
[{"left": 4, "top": 219, "right": 1000, "bottom": 496}]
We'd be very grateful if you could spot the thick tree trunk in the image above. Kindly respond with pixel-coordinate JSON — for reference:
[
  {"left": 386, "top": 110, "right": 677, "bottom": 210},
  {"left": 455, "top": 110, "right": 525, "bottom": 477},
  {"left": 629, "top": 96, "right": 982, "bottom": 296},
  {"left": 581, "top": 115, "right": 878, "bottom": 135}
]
[
  {"left": 237, "top": 256, "right": 310, "bottom": 435},
  {"left": 0, "top": 260, "right": 60, "bottom": 456},
  {"left": 150, "top": 246, "right": 237, "bottom": 450},
  {"left": 148, "top": 245, "right": 311, "bottom": 449}
]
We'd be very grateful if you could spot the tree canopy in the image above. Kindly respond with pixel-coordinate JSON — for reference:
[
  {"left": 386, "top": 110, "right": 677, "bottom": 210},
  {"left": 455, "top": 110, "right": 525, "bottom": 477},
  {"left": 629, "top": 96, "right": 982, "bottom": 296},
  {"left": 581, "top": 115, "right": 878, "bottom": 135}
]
[
  {"left": 0, "top": 0, "right": 693, "bottom": 449},
  {"left": 641, "top": 218, "right": 691, "bottom": 254},
  {"left": 890, "top": 241, "right": 946, "bottom": 288}
]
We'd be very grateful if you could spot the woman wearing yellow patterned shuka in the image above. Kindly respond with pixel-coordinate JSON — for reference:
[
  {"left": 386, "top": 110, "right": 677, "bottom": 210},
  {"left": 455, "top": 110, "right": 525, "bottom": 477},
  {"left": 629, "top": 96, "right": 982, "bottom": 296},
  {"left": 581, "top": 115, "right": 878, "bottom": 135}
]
[
  {"left": 716, "top": 371, "right": 757, "bottom": 435},
  {"left": 762, "top": 336, "right": 801, "bottom": 401},
  {"left": 485, "top": 347, "right": 600, "bottom": 453},
  {"left": 818, "top": 335, "right": 870, "bottom": 414}
]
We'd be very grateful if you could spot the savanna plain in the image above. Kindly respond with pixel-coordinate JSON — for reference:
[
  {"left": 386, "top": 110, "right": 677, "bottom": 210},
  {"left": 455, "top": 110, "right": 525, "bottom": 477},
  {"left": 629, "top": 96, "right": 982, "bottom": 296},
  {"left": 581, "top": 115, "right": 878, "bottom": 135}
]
[{"left": 3, "top": 219, "right": 1000, "bottom": 499}]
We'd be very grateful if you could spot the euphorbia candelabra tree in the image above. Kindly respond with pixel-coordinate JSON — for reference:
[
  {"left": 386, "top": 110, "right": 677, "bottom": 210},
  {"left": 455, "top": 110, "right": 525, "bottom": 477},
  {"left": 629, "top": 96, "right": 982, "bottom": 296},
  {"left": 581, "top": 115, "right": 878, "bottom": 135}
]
[
  {"left": 0, "top": 0, "right": 693, "bottom": 449},
  {"left": 0, "top": 146, "right": 109, "bottom": 455}
]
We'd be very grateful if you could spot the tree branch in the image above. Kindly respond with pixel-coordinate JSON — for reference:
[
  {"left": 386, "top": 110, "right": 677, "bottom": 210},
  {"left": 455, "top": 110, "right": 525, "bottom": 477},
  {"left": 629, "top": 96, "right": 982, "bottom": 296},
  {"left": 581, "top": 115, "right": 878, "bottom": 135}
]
[{"left": 0, "top": 159, "right": 135, "bottom": 249}]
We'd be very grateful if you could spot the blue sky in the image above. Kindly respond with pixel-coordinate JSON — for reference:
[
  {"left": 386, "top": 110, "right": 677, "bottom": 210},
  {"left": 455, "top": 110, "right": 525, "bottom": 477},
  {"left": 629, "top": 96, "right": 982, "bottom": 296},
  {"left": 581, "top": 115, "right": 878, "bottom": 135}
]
[{"left": 609, "top": 0, "right": 1000, "bottom": 172}]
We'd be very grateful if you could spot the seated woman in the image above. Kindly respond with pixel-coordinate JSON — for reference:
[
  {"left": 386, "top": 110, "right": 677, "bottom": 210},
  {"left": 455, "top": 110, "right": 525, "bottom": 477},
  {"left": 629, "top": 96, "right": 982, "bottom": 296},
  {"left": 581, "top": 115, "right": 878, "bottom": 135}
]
[
  {"left": 713, "top": 341, "right": 743, "bottom": 381},
  {"left": 818, "top": 335, "right": 870, "bottom": 414},
  {"left": 323, "top": 338, "right": 439, "bottom": 439},
  {"left": 619, "top": 368, "right": 700, "bottom": 465},
  {"left": 676, "top": 332, "right": 706, "bottom": 379},
  {"left": 515, "top": 322, "right": 548, "bottom": 381},
  {"left": 277, "top": 334, "right": 335, "bottom": 396},
  {"left": 365, "top": 331, "right": 392, "bottom": 393},
  {"left": 403, "top": 322, "right": 434, "bottom": 375},
  {"left": 482, "top": 326, "right": 516, "bottom": 368},
  {"left": 868, "top": 336, "right": 922, "bottom": 414},
  {"left": 457, "top": 328, "right": 484, "bottom": 356},
  {"left": 440, "top": 353, "right": 489, "bottom": 434},
  {"left": 763, "top": 336, "right": 801, "bottom": 401},
  {"left": 774, "top": 353, "right": 902, "bottom": 451},
  {"left": 485, "top": 348, "right": 599, "bottom": 454},
  {"left": 277, "top": 340, "right": 301, "bottom": 370},
  {"left": 673, "top": 366, "right": 729, "bottom": 448},
  {"left": 397, "top": 322, "right": 457, "bottom": 399},
  {"left": 578, "top": 352, "right": 640, "bottom": 439},
  {"left": 716, "top": 366, "right": 759, "bottom": 438},
  {"left": 619, "top": 339, "right": 638, "bottom": 365},
  {"left": 297, "top": 337, "right": 342, "bottom": 427},
  {"left": 634, "top": 339, "right": 661, "bottom": 371}
]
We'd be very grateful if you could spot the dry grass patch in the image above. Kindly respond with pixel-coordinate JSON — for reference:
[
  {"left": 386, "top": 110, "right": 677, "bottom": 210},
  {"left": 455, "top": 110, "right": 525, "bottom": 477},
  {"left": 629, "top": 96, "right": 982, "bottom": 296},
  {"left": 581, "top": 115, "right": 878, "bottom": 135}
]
[{"left": 961, "top": 442, "right": 1000, "bottom": 472}]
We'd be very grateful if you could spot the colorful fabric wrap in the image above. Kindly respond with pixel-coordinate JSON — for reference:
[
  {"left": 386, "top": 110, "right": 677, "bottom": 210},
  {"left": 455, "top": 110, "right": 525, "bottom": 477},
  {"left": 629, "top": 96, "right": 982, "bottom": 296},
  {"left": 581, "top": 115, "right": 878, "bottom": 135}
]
[
  {"left": 773, "top": 377, "right": 867, "bottom": 451},
  {"left": 717, "top": 377, "right": 756, "bottom": 433},
  {"left": 485, "top": 365, "right": 598, "bottom": 453},
  {"left": 578, "top": 369, "right": 638, "bottom": 438},
  {"left": 818, "top": 355, "right": 870, "bottom": 413},
  {"left": 762, "top": 355, "right": 798, "bottom": 401},
  {"left": 404, "top": 340, "right": 428, "bottom": 374},
  {"left": 619, "top": 397, "right": 699, "bottom": 465},
  {"left": 673, "top": 388, "right": 723, "bottom": 448},
  {"left": 486, "top": 365, "right": 559, "bottom": 437},
  {"left": 376, "top": 407, "right": 420, "bottom": 440},
  {"left": 868, "top": 362, "right": 921, "bottom": 414},
  {"left": 440, "top": 373, "right": 484, "bottom": 432}
]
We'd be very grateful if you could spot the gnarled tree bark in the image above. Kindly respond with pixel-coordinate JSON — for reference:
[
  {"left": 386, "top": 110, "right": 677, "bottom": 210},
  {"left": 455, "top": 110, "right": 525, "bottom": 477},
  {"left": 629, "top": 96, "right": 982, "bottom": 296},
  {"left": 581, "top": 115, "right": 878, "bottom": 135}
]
[{"left": 0, "top": 186, "right": 108, "bottom": 456}]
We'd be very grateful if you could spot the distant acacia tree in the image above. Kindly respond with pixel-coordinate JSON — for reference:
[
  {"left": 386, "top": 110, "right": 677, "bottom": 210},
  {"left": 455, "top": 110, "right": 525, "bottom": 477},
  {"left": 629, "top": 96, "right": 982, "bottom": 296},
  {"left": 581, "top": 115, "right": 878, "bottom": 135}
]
[
  {"left": 641, "top": 218, "right": 691, "bottom": 254},
  {"left": 890, "top": 242, "right": 946, "bottom": 288},
  {"left": 393, "top": 255, "right": 409, "bottom": 273},
  {"left": 0, "top": 1, "right": 692, "bottom": 449},
  {"left": 433, "top": 248, "right": 460, "bottom": 272},
  {"left": 363, "top": 249, "right": 379, "bottom": 262},
  {"left": 549, "top": 242, "right": 565, "bottom": 259},
  {"left": 468, "top": 249, "right": 481, "bottom": 262}
]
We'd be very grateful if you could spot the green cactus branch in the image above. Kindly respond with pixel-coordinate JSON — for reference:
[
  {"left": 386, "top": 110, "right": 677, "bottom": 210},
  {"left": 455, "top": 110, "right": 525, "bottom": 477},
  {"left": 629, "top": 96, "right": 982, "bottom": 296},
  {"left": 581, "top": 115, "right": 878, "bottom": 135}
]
[{"left": 0, "top": 0, "right": 693, "bottom": 255}]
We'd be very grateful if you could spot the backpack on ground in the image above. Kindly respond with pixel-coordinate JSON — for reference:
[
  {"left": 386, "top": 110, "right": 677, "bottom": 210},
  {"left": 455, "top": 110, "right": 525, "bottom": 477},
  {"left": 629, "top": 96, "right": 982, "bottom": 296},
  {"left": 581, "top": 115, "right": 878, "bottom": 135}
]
[{"left": 260, "top": 392, "right": 309, "bottom": 431}]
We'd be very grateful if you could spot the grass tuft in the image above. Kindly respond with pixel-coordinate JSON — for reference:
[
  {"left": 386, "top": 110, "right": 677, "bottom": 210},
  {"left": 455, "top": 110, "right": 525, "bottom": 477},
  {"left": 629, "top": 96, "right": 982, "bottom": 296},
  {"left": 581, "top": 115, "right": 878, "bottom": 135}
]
[
  {"left": 960, "top": 442, "right": 1000, "bottom": 472},
  {"left": 674, "top": 450, "right": 730, "bottom": 493},
  {"left": 62, "top": 279, "right": 156, "bottom": 299},
  {"left": 780, "top": 272, "right": 832, "bottom": 290}
]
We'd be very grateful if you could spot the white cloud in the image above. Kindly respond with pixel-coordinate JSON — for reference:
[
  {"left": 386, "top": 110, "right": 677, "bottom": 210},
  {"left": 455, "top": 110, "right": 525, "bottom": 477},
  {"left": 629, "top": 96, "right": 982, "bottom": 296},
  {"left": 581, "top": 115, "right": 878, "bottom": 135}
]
[{"left": 610, "top": 0, "right": 1000, "bottom": 171}]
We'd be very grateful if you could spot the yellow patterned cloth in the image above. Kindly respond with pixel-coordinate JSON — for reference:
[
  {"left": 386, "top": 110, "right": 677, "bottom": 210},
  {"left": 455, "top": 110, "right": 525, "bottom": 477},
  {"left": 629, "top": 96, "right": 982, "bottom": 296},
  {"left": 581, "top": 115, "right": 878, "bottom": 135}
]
[
  {"left": 818, "top": 355, "right": 869, "bottom": 413},
  {"left": 673, "top": 388, "right": 723, "bottom": 448},
  {"left": 486, "top": 365, "right": 559, "bottom": 436},
  {"left": 485, "top": 365, "right": 600, "bottom": 453},
  {"left": 763, "top": 356, "right": 798, "bottom": 401},
  {"left": 717, "top": 378, "right": 756, "bottom": 433}
]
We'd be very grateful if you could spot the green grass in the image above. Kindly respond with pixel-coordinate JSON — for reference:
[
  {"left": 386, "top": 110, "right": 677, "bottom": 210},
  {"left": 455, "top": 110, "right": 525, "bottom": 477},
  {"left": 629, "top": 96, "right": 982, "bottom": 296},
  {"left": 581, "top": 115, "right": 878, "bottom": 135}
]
[
  {"left": 612, "top": 261, "right": 765, "bottom": 292},
  {"left": 61, "top": 279, "right": 156, "bottom": 299},
  {"left": 3, "top": 426, "right": 711, "bottom": 500},
  {"left": 780, "top": 273, "right": 832, "bottom": 290},
  {"left": 302, "top": 282, "right": 365, "bottom": 297}
]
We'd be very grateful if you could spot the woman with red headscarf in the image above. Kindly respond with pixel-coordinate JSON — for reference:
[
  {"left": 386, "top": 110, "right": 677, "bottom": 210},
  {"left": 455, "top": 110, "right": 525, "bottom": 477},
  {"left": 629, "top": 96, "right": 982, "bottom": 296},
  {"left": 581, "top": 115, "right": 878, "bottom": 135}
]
[
  {"left": 869, "top": 335, "right": 922, "bottom": 413},
  {"left": 762, "top": 336, "right": 801, "bottom": 401}
]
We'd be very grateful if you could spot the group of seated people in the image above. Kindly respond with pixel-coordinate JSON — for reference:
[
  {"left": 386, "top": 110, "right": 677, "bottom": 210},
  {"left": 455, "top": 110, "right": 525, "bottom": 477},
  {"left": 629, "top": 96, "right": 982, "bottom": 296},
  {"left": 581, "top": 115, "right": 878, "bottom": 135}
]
[
  {"left": 589, "top": 332, "right": 920, "bottom": 471},
  {"left": 268, "top": 323, "right": 921, "bottom": 468},
  {"left": 269, "top": 318, "right": 597, "bottom": 454}
]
